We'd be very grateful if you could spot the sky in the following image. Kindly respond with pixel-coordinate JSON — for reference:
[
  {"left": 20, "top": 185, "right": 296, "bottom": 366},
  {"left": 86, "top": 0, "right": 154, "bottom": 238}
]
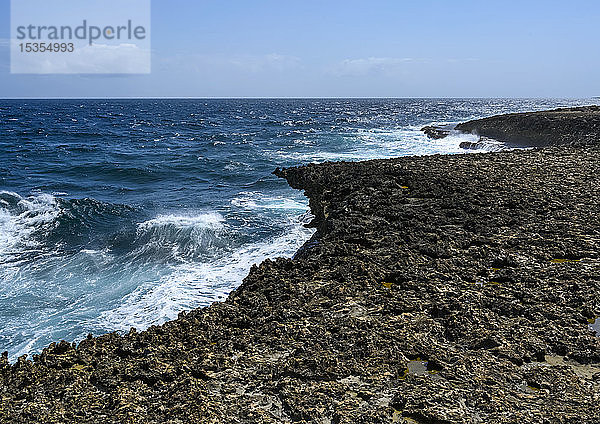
[{"left": 0, "top": 0, "right": 599, "bottom": 98}]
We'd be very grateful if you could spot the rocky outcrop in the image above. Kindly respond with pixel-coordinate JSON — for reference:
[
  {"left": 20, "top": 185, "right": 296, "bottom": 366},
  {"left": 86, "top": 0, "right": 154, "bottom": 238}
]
[
  {"left": 421, "top": 125, "right": 453, "bottom": 139},
  {"left": 458, "top": 141, "right": 483, "bottom": 149},
  {"left": 458, "top": 137, "right": 504, "bottom": 151},
  {"left": 455, "top": 106, "right": 600, "bottom": 147},
  {"left": 2, "top": 122, "right": 600, "bottom": 422}
]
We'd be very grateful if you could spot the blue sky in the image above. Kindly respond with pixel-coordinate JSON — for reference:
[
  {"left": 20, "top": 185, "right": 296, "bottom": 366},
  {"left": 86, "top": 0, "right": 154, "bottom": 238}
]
[{"left": 0, "top": 0, "right": 599, "bottom": 98}]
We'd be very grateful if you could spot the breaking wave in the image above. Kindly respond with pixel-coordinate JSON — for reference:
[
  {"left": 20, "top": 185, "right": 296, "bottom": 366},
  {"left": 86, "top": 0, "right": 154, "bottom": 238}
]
[{"left": 0, "top": 193, "right": 313, "bottom": 360}]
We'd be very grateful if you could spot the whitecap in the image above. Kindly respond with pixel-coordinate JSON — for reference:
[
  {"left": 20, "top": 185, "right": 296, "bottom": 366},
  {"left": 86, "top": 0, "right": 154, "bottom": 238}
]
[
  {"left": 96, "top": 217, "right": 314, "bottom": 331},
  {"left": 137, "top": 212, "right": 225, "bottom": 231},
  {"left": 0, "top": 192, "right": 61, "bottom": 260},
  {"left": 269, "top": 125, "right": 510, "bottom": 163},
  {"left": 231, "top": 192, "right": 308, "bottom": 211}
]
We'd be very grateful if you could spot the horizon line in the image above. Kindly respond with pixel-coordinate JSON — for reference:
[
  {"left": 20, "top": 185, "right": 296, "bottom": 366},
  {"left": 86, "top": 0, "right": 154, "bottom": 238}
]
[{"left": 0, "top": 96, "right": 597, "bottom": 100}]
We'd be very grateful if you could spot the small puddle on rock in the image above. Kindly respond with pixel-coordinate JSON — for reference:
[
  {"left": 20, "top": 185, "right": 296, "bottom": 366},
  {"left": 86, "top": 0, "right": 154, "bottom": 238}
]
[
  {"left": 523, "top": 355, "right": 600, "bottom": 381},
  {"left": 400, "top": 360, "right": 443, "bottom": 381},
  {"left": 546, "top": 355, "right": 600, "bottom": 380},
  {"left": 407, "top": 360, "right": 428, "bottom": 376},
  {"left": 588, "top": 317, "right": 599, "bottom": 336},
  {"left": 550, "top": 258, "right": 581, "bottom": 264},
  {"left": 517, "top": 382, "right": 541, "bottom": 394},
  {"left": 391, "top": 410, "right": 422, "bottom": 424}
]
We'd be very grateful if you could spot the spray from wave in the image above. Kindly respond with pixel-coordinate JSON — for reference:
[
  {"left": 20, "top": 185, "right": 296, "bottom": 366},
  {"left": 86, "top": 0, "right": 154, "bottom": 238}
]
[
  {"left": 0, "top": 192, "right": 61, "bottom": 262},
  {"left": 0, "top": 195, "right": 314, "bottom": 360},
  {"left": 269, "top": 124, "right": 509, "bottom": 163},
  {"left": 97, "top": 214, "right": 312, "bottom": 331}
]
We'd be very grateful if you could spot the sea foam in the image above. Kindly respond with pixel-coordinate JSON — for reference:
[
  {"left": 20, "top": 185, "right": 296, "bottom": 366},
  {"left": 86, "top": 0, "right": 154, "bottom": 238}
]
[
  {"left": 96, "top": 215, "right": 314, "bottom": 332},
  {"left": 0, "top": 192, "right": 60, "bottom": 261}
]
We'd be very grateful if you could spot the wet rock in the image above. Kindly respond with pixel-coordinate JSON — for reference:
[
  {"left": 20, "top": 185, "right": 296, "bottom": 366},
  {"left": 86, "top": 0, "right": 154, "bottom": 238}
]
[
  {"left": 458, "top": 140, "right": 489, "bottom": 150},
  {"left": 458, "top": 136, "right": 507, "bottom": 152},
  {"left": 459, "top": 141, "right": 480, "bottom": 149},
  {"left": 421, "top": 125, "right": 453, "bottom": 139}
]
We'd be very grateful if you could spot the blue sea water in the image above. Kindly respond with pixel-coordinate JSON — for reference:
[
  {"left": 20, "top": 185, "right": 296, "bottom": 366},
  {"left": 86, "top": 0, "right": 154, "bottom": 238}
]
[{"left": 0, "top": 98, "right": 594, "bottom": 359}]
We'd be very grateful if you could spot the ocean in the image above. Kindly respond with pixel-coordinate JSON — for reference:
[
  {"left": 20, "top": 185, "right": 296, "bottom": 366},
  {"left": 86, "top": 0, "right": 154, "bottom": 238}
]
[{"left": 0, "top": 98, "right": 593, "bottom": 360}]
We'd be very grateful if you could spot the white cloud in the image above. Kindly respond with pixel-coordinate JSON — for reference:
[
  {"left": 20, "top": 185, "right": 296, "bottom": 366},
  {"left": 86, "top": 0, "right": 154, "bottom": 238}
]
[
  {"left": 11, "top": 42, "right": 150, "bottom": 74},
  {"left": 329, "top": 57, "right": 422, "bottom": 77},
  {"left": 159, "top": 53, "right": 301, "bottom": 74},
  {"left": 229, "top": 53, "right": 301, "bottom": 72}
]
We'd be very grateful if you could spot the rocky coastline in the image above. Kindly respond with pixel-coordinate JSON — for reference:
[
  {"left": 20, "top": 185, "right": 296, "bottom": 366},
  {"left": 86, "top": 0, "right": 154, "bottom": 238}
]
[
  {"left": 454, "top": 106, "right": 600, "bottom": 147},
  {"left": 2, "top": 107, "right": 600, "bottom": 423}
]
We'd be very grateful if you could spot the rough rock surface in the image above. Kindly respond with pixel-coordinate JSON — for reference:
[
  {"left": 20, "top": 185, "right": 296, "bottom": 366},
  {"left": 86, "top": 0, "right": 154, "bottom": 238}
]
[
  {"left": 2, "top": 118, "right": 600, "bottom": 423},
  {"left": 455, "top": 106, "right": 600, "bottom": 147},
  {"left": 458, "top": 137, "right": 501, "bottom": 151},
  {"left": 421, "top": 125, "right": 453, "bottom": 140}
]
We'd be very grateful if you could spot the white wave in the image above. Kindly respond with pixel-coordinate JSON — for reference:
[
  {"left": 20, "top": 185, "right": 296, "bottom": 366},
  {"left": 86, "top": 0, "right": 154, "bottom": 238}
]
[
  {"left": 269, "top": 125, "right": 509, "bottom": 163},
  {"left": 12, "top": 336, "right": 42, "bottom": 361},
  {"left": 431, "top": 131, "right": 504, "bottom": 152},
  {"left": 138, "top": 212, "right": 225, "bottom": 230},
  {"left": 96, "top": 218, "right": 314, "bottom": 332},
  {"left": 353, "top": 126, "right": 506, "bottom": 155},
  {"left": 0, "top": 192, "right": 60, "bottom": 260},
  {"left": 231, "top": 192, "right": 308, "bottom": 211},
  {"left": 133, "top": 212, "right": 228, "bottom": 262}
]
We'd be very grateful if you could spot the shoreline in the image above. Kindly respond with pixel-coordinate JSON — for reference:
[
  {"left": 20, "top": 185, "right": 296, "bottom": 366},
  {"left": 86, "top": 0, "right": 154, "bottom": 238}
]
[
  {"left": 2, "top": 108, "right": 600, "bottom": 422},
  {"left": 455, "top": 105, "right": 600, "bottom": 147}
]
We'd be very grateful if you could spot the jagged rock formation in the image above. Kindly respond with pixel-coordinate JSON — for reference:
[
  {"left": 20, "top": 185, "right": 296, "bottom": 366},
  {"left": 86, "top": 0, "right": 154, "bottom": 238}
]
[{"left": 421, "top": 125, "right": 453, "bottom": 139}]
